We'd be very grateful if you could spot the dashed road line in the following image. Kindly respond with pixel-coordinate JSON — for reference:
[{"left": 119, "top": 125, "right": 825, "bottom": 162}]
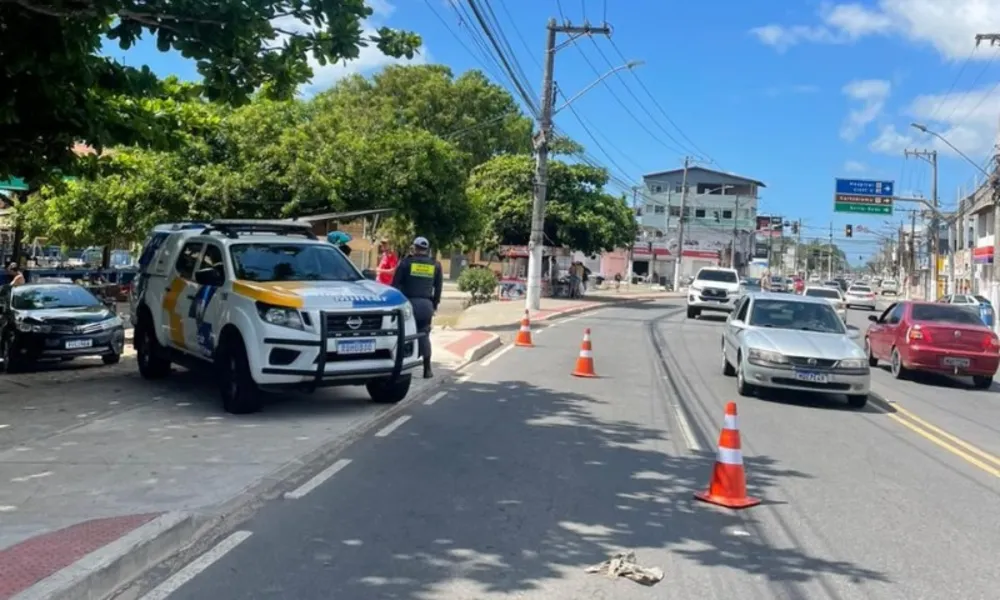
[
  {"left": 424, "top": 391, "right": 447, "bottom": 406},
  {"left": 139, "top": 531, "right": 253, "bottom": 600},
  {"left": 0, "top": 423, "right": 9, "bottom": 430},
  {"left": 374, "top": 415, "right": 411, "bottom": 438},
  {"left": 11, "top": 471, "right": 52, "bottom": 483},
  {"left": 284, "top": 459, "right": 352, "bottom": 499}
]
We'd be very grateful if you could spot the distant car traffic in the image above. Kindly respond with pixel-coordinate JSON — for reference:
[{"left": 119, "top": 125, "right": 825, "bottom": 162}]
[
  {"left": 0, "top": 283, "right": 125, "bottom": 372},
  {"left": 865, "top": 301, "right": 1000, "bottom": 389},
  {"left": 687, "top": 267, "right": 741, "bottom": 318},
  {"left": 769, "top": 276, "right": 788, "bottom": 293},
  {"left": 721, "top": 292, "right": 870, "bottom": 408},
  {"left": 741, "top": 277, "right": 762, "bottom": 293},
  {"left": 804, "top": 286, "right": 847, "bottom": 321},
  {"left": 939, "top": 293, "right": 994, "bottom": 328},
  {"left": 880, "top": 280, "right": 899, "bottom": 296},
  {"left": 822, "top": 280, "right": 841, "bottom": 289},
  {"left": 845, "top": 284, "right": 877, "bottom": 310}
]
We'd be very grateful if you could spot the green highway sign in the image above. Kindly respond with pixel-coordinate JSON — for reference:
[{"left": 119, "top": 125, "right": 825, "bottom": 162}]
[{"left": 834, "top": 201, "right": 893, "bottom": 215}]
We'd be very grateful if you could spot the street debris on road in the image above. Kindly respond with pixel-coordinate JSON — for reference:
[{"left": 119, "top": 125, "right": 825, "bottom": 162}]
[{"left": 585, "top": 550, "right": 664, "bottom": 586}]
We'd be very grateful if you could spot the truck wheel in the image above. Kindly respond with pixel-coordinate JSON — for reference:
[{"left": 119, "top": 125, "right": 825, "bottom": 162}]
[
  {"left": 135, "top": 319, "right": 170, "bottom": 379},
  {"left": 218, "top": 337, "right": 262, "bottom": 415},
  {"left": 366, "top": 374, "right": 412, "bottom": 404},
  {"left": 687, "top": 307, "right": 699, "bottom": 319}
]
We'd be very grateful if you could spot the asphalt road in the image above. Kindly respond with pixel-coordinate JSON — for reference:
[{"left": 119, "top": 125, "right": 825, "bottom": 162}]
[{"left": 131, "top": 301, "right": 1000, "bottom": 600}]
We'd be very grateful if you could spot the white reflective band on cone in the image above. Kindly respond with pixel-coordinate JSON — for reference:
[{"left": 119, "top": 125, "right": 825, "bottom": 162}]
[
  {"left": 717, "top": 446, "right": 743, "bottom": 465},
  {"left": 579, "top": 350, "right": 593, "bottom": 358},
  {"left": 520, "top": 325, "right": 530, "bottom": 331},
  {"left": 724, "top": 414, "right": 738, "bottom": 430},
  {"left": 583, "top": 335, "right": 591, "bottom": 342}
]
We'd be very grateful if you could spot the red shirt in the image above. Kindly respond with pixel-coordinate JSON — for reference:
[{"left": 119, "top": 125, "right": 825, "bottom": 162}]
[{"left": 377, "top": 251, "right": 398, "bottom": 285}]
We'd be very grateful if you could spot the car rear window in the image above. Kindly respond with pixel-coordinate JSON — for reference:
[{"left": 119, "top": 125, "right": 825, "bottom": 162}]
[
  {"left": 911, "top": 304, "right": 984, "bottom": 325},
  {"left": 849, "top": 286, "right": 872, "bottom": 293},
  {"left": 696, "top": 269, "right": 738, "bottom": 283},
  {"left": 806, "top": 288, "right": 840, "bottom": 299}
]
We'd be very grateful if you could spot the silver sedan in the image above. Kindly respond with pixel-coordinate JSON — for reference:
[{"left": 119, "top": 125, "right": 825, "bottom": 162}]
[
  {"left": 844, "top": 285, "right": 877, "bottom": 310},
  {"left": 720, "top": 292, "right": 871, "bottom": 408}
]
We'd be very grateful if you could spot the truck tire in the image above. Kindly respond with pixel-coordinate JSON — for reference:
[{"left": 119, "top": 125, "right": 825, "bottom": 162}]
[
  {"left": 366, "top": 374, "right": 412, "bottom": 404},
  {"left": 218, "top": 335, "right": 262, "bottom": 415},
  {"left": 135, "top": 316, "right": 171, "bottom": 379}
]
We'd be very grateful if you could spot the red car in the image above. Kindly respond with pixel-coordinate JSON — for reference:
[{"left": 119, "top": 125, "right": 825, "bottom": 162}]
[{"left": 865, "top": 300, "right": 1000, "bottom": 389}]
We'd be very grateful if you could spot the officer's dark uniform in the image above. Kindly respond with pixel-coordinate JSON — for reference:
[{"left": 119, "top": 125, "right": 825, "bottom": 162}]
[{"left": 391, "top": 237, "right": 443, "bottom": 378}]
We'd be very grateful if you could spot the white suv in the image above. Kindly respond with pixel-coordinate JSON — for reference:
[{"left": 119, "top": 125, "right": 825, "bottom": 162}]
[
  {"left": 686, "top": 267, "right": 741, "bottom": 318},
  {"left": 129, "top": 220, "right": 423, "bottom": 414}
]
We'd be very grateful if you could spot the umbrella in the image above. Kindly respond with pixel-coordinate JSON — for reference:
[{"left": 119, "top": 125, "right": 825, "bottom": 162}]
[{"left": 326, "top": 231, "right": 352, "bottom": 245}]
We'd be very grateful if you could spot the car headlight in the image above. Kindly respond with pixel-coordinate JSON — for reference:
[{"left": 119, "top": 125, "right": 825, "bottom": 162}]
[
  {"left": 690, "top": 285, "right": 702, "bottom": 293},
  {"left": 747, "top": 348, "right": 789, "bottom": 365},
  {"left": 401, "top": 301, "right": 414, "bottom": 322},
  {"left": 17, "top": 320, "right": 51, "bottom": 333},
  {"left": 837, "top": 358, "right": 867, "bottom": 369},
  {"left": 256, "top": 302, "right": 304, "bottom": 330}
]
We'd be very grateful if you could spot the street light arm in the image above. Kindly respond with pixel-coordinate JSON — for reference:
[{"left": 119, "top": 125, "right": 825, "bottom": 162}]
[
  {"left": 553, "top": 61, "right": 644, "bottom": 114},
  {"left": 910, "top": 122, "right": 992, "bottom": 179}
]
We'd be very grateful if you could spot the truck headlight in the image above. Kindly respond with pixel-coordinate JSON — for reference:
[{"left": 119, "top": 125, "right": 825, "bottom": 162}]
[
  {"left": 401, "top": 301, "right": 414, "bottom": 322},
  {"left": 836, "top": 358, "right": 867, "bottom": 369},
  {"left": 747, "top": 348, "right": 789, "bottom": 365},
  {"left": 256, "top": 302, "right": 304, "bottom": 330}
]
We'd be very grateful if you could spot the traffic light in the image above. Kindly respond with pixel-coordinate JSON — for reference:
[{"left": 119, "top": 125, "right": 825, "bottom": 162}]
[
  {"left": 845, "top": 224, "right": 853, "bottom": 238},
  {"left": 791, "top": 221, "right": 799, "bottom": 235}
]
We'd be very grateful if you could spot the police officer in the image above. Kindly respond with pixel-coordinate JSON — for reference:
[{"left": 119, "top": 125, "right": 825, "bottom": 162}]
[{"left": 391, "top": 236, "right": 443, "bottom": 379}]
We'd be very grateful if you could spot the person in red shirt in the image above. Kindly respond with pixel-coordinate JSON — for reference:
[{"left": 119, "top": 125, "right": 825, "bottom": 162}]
[{"left": 376, "top": 238, "right": 398, "bottom": 285}]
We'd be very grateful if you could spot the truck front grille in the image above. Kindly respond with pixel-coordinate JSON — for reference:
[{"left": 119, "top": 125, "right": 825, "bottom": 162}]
[{"left": 325, "top": 313, "right": 385, "bottom": 333}]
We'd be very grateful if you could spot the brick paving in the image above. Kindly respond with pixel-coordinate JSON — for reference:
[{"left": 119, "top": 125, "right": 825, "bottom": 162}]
[{"left": 0, "top": 513, "right": 160, "bottom": 599}]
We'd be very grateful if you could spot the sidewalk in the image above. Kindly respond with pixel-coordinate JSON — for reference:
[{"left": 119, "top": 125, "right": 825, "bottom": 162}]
[
  {"left": 454, "top": 286, "right": 683, "bottom": 330},
  {"left": 0, "top": 330, "right": 500, "bottom": 600}
]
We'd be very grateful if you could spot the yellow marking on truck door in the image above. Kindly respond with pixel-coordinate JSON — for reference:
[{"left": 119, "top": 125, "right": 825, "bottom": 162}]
[
  {"left": 162, "top": 277, "right": 187, "bottom": 347},
  {"left": 231, "top": 281, "right": 305, "bottom": 309}
]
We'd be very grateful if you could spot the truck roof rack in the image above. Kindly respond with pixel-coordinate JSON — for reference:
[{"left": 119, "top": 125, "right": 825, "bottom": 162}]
[{"left": 201, "top": 219, "right": 318, "bottom": 240}]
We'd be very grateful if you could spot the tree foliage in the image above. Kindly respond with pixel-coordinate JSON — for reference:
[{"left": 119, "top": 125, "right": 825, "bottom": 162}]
[
  {"left": 467, "top": 155, "right": 638, "bottom": 255},
  {"left": 1, "top": 0, "right": 421, "bottom": 182}
]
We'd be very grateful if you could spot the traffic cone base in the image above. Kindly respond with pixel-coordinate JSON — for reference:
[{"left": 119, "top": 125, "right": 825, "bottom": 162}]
[
  {"left": 514, "top": 310, "right": 534, "bottom": 347},
  {"left": 571, "top": 328, "right": 597, "bottom": 377},
  {"left": 695, "top": 402, "right": 759, "bottom": 510}
]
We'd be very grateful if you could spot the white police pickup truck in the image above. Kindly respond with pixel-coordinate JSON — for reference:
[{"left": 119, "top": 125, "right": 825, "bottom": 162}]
[{"left": 129, "top": 220, "right": 423, "bottom": 414}]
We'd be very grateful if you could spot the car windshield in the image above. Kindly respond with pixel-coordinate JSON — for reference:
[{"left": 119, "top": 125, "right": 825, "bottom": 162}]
[
  {"left": 823, "top": 281, "right": 839, "bottom": 287},
  {"left": 696, "top": 270, "right": 738, "bottom": 283},
  {"left": 12, "top": 285, "right": 101, "bottom": 310},
  {"left": 911, "top": 304, "right": 985, "bottom": 325},
  {"left": 743, "top": 278, "right": 760, "bottom": 287},
  {"left": 230, "top": 243, "right": 361, "bottom": 282},
  {"left": 974, "top": 295, "right": 991, "bottom": 305},
  {"left": 748, "top": 299, "right": 846, "bottom": 334},
  {"left": 805, "top": 288, "right": 841, "bottom": 299},
  {"left": 849, "top": 286, "right": 872, "bottom": 293},
  {"left": 883, "top": 280, "right": 897, "bottom": 286}
]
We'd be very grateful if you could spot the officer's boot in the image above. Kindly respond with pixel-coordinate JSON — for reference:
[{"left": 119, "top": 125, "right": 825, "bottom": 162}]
[{"left": 420, "top": 334, "right": 433, "bottom": 379}]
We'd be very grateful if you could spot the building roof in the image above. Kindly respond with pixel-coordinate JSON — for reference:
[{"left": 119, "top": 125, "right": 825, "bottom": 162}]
[{"left": 643, "top": 166, "right": 766, "bottom": 188}]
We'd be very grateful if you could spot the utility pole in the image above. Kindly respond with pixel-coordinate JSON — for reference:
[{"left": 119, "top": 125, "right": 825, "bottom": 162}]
[
  {"left": 526, "top": 19, "right": 611, "bottom": 311},
  {"left": 671, "top": 156, "right": 692, "bottom": 290},
  {"left": 795, "top": 219, "right": 802, "bottom": 275},
  {"left": 909, "top": 210, "right": 917, "bottom": 299},
  {"left": 827, "top": 222, "right": 834, "bottom": 280},
  {"left": 976, "top": 33, "right": 1000, "bottom": 311},
  {"left": 904, "top": 148, "right": 939, "bottom": 299}
]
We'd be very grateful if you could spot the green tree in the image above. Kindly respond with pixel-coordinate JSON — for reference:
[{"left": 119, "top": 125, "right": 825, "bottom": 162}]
[
  {"left": 1, "top": 0, "right": 420, "bottom": 182},
  {"left": 467, "top": 154, "right": 637, "bottom": 255}
]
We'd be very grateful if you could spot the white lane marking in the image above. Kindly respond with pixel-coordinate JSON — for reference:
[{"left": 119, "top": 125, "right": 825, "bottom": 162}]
[
  {"left": 0, "top": 505, "right": 16, "bottom": 512},
  {"left": 139, "top": 531, "right": 253, "bottom": 600},
  {"left": 424, "top": 391, "right": 447, "bottom": 406},
  {"left": 375, "top": 416, "right": 411, "bottom": 438},
  {"left": 480, "top": 344, "right": 514, "bottom": 367},
  {"left": 0, "top": 424, "right": 9, "bottom": 430},
  {"left": 11, "top": 471, "right": 52, "bottom": 483},
  {"left": 284, "top": 459, "right": 352, "bottom": 500}
]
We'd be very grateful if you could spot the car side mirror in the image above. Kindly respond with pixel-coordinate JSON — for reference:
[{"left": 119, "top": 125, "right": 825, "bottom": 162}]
[
  {"left": 846, "top": 325, "right": 861, "bottom": 339},
  {"left": 867, "top": 314, "right": 879, "bottom": 323},
  {"left": 729, "top": 319, "right": 746, "bottom": 329},
  {"left": 194, "top": 267, "right": 223, "bottom": 287},
  {"left": 361, "top": 269, "right": 377, "bottom": 281}
]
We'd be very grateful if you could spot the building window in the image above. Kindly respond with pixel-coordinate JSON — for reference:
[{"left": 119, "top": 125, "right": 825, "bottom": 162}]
[
  {"left": 669, "top": 206, "right": 680, "bottom": 217},
  {"left": 652, "top": 185, "right": 662, "bottom": 193},
  {"left": 722, "top": 210, "right": 733, "bottom": 219},
  {"left": 654, "top": 205, "right": 666, "bottom": 214},
  {"left": 674, "top": 184, "right": 684, "bottom": 193},
  {"left": 682, "top": 207, "right": 691, "bottom": 217},
  {"left": 645, "top": 204, "right": 654, "bottom": 213},
  {"left": 694, "top": 209, "right": 706, "bottom": 218}
]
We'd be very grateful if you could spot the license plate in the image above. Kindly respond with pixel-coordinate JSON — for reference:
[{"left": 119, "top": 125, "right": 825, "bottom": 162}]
[
  {"left": 337, "top": 339, "right": 376, "bottom": 355},
  {"left": 65, "top": 339, "right": 93, "bottom": 350},
  {"left": 943, "top": 357, "right": 971, "bottom": 368},
  {"left": 794, "top": 370, "right": 829, "bottom": 384}
]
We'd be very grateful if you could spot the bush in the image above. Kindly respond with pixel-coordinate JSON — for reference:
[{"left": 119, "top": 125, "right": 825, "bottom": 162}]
[{"left": 457, "top": 267, "right": 498, "bottom": 306}]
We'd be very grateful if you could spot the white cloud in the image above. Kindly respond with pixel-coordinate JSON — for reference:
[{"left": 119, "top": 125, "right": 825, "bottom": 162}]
[
  {"left": 844, "top": 160, "right": 868, "bottom": 173},
  {"left": 840, "top": 79, "right": 892, "bottom": 141},
  {"left": 275, "top": 1, "right": 429, "bottom": 97},
  {"left": 869, "top": 85, "right": 1000, "bottom": 158},
  {"left": 750, "top": 0, "right": 1000, "bottom": 61}
]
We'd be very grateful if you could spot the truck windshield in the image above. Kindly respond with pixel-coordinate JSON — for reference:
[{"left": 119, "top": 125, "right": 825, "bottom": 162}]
[
  {"left": 696, "top": 270, "right": 738, "bottom": 283},
  {"left": 230, "top": 244, "right": 361, "bottom": 282}
]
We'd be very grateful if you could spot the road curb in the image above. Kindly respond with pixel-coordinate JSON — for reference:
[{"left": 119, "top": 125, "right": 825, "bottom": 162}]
[
  {"left": 44, "top": 331, "right": 505, "bottom": 600},
  {"left": 535, "top": 294, "right": 680, "bottom": 322},
  {"left": 12, "top": 512, "right": 203, "bottom": 600}
]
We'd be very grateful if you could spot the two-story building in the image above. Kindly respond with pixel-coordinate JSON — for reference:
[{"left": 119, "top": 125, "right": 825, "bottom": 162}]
[{"left": 635, "top": 166, "right": 764, "bottom": 281}]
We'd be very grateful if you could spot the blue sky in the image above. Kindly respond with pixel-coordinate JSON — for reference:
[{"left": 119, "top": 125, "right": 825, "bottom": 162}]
[{"left": 105, "top": 0, "right": 1000, "bottom": 263}]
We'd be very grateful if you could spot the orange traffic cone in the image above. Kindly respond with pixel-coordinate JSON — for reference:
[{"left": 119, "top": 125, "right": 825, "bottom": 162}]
[
  {"left": 571, "top": 328, "right": 597, "bottom": 378},
  {"left": 514, "top": 310, "right": 534, "bottom": 347},
  {"left": 695, "top": 402, "right": 760, "bottom": 509}
]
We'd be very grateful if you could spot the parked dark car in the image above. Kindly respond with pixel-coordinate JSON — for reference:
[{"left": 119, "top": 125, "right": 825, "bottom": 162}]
[
  {"left": 0, "top": 283, "right": 125, "bottom": 373},
  {"left": 865, "top": 300, "right": 1000, "bottom": 389}
]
